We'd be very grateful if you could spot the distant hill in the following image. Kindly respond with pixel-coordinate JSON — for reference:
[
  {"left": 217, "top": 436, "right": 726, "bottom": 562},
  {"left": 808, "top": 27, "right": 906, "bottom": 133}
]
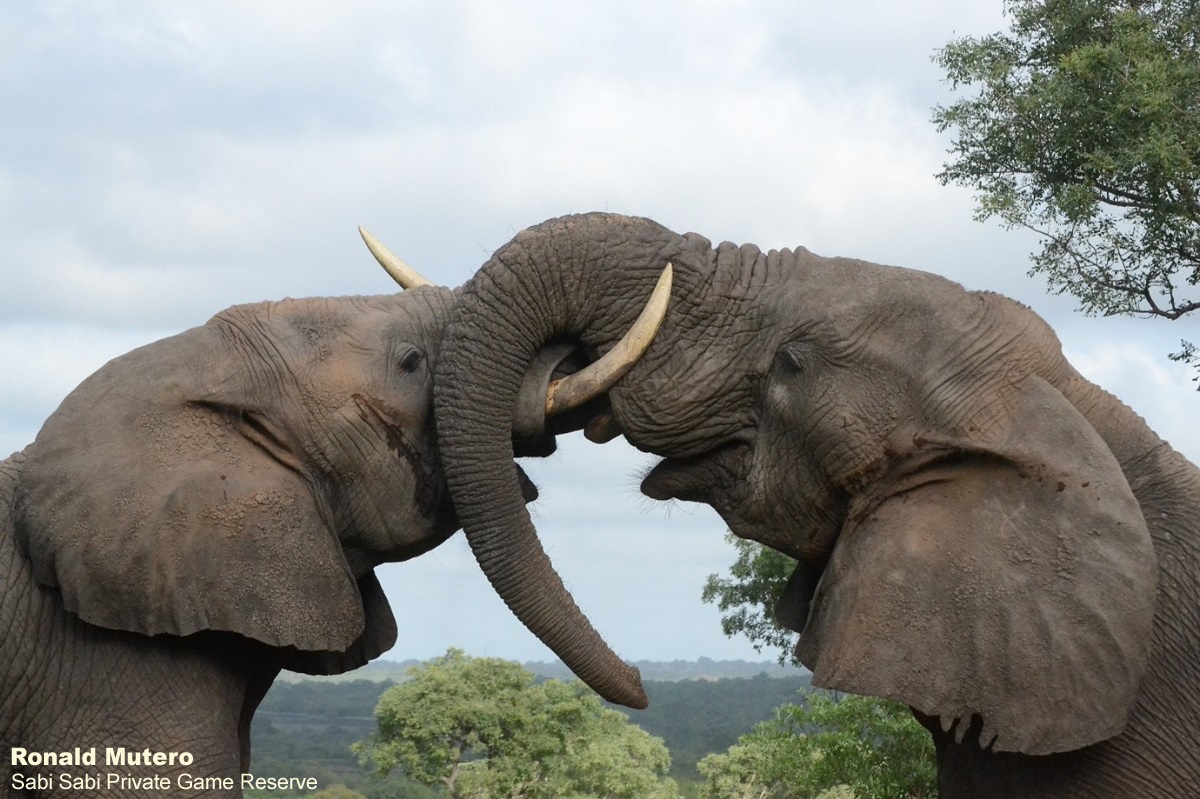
[{"left": 274, "top": 656, "right": 809, "bottom": 684}]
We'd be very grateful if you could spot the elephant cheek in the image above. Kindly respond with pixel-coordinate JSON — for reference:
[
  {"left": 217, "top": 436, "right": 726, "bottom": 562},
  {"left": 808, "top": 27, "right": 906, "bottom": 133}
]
[
  {"left": 325, "top": 406, "right": 450, "bottom": 555},
  {"left": 745, "top": 438, "right": 848, "bottom": 561},
  {"left": 760, "top": 489, "right": 847, "bottom": 562}
]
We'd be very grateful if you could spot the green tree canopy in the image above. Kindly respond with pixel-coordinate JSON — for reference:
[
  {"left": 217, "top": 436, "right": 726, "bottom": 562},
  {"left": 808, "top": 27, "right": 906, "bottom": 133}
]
[
  {"left": 700, "top": 543, "right": 935, "bottom": 795},
  {"left": 354, "top": 649, "right": 679, "bottom": 799},
  {"left": 702, "top": 534, "right": 800, "bottom": 665},
  {"left": 307, "top": 786, "right": 369, "bottom": 799},
  {"left": 932, "top": 0, "right": 1200, "bottom": 376},
  {"left": 697, "top": 694, "right": 937, "bottom": 799}
]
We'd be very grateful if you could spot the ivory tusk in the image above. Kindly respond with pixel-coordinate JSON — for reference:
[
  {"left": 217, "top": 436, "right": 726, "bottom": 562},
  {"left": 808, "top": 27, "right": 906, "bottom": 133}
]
[
  {"left": 545, "top": 263, "right": 673, "bottom": 416},
  {"left": 358, "top": 226, "right": 434, "bottom": 289}
]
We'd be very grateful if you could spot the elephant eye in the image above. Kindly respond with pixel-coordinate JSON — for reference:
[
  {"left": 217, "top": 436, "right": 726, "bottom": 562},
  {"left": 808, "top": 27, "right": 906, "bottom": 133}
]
[
  {"left": 774, "top": 341, "right": 810, "bottom": 376},
  {"left": 397, "top": 347, "right": 425, "bottom": 374}
]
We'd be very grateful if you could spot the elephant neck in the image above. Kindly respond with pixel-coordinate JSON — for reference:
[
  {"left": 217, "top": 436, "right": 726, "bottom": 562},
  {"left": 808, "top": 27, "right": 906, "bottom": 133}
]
[
  {"left": 1061, "top": 376, "right": 1200, "bottom": 782},
  {"left": 1, "top": 452, "right": 41, "bottom": 701}
]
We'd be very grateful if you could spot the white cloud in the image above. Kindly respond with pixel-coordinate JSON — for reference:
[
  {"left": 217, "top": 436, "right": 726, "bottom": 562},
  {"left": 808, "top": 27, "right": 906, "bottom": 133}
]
[{"left": 1066, "top": 340, "right": 1200, "bottom": 462}]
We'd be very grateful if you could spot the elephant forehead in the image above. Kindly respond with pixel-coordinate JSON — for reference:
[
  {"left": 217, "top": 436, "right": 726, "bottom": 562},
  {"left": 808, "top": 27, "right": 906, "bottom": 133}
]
[{"left": 612, "top": 342, "right": 761, "bottom": 457}]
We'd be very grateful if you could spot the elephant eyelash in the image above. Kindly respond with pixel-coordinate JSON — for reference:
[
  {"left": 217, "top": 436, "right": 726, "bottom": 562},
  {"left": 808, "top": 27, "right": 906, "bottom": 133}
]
[{"left": 240, "top": 410, "right": 284, "bottom": 449}]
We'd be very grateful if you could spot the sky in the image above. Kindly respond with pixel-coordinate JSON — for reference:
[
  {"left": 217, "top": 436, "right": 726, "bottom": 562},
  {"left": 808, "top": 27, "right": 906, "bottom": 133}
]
[{"left": 2, "top": 2, "right": 1197, "bottom": 667}]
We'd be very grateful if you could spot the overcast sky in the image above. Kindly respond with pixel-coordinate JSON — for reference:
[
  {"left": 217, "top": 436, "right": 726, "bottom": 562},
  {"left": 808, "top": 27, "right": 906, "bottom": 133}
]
[{"left": 2, "top": 2, "right": 1197, "bottom": 667}]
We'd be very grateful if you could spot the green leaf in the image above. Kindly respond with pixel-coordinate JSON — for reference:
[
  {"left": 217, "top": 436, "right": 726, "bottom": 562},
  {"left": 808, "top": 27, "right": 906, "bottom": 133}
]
[
  {"left": 701, "top": 535, "right": 800, "bottom": 665},
  {"left": 932, "top": 0, "right": 1200, "bottom": 366},
  {"left": 697, "top": 694, "right": 936, "bottom": 799}
]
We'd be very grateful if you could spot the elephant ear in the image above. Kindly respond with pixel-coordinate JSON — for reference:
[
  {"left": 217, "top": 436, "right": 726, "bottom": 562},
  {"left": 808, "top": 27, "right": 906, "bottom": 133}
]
[
  {"left": 795, "top": 374, "right": 1156, "bottom": 756},
  {"left": 14, "top": 323, "right": 375, "bottom": 656},
  {"left": 283, "top": 572, "right": 398, "bottom": 675}
]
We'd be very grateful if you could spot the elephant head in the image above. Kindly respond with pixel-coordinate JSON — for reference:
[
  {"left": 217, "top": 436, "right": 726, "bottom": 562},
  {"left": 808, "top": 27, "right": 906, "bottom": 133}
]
[
  {"left": 435, "top": 212, "right": 1161, "bottom": 756},
  {"left": 14, "top": 284, "right": 458, "bottom": 673},
  {"left": 11, "top": 231, "right": 660, "bottom": 677}
]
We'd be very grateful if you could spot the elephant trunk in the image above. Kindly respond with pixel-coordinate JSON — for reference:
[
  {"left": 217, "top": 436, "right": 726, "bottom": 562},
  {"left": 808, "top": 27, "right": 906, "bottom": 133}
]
[{"left": 434, "top": 213, "right": 692, "bottom": 709}]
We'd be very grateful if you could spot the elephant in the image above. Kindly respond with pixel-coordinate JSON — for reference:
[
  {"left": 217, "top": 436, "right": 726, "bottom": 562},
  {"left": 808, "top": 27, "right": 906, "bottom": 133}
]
[
  {"left": 431, "top": 212, "right": 1200, "bottom": 797},
  {"left": 1, "top": 229, "right": 666, "bottom": 798}
]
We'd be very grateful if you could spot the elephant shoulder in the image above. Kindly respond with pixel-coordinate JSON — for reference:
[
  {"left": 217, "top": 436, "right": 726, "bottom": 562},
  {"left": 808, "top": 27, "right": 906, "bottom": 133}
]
[
  {"left": 1, "top": 451, "right": 26, "bottom": 566},
  {"left": 971, "top": 290, "right": 1062, "bottom": 348},
  {"left": 1, "top": 450, "right": 23, "bottom": 495}
]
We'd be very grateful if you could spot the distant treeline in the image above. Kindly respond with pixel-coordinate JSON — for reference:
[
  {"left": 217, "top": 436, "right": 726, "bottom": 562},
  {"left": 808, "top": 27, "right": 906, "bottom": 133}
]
[
  {"left": 251, "top": 665, "right": 814, "bottom": 793},
  {"left": 630, "top": 671, "right": 814, "bottom": 777},
  {"left": 272, "top": 657, "right": 809, "bottom": 685}
]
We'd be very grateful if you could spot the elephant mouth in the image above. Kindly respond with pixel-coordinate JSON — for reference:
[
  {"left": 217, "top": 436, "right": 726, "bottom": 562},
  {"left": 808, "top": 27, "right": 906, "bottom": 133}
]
[
  {"left": 640, "top": 442, "right": 749, "bottom": 505},
  {"left": 513, "top": 464, "right": 540, "bottom": 503}
]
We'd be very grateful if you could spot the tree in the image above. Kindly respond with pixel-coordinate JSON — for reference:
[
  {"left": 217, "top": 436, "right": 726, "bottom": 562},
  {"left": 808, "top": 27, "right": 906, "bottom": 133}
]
[
  {"left": 353, "top": 649, "right": 679, "bottom": 799},
  {"left": 696, "top": 694, "right": 937, "bottom": 799},
  {"left": 701, "top": 534, "right": 800, "bottom": 665},
  {"left": 700, "top": 543, "right": 935, "bottom": 796},
  {"left": 307, "top": 786, "right": 369, "bottom": 799},
  {"left": 932, "top": 0, "right": 1200, "bottom": 380}
]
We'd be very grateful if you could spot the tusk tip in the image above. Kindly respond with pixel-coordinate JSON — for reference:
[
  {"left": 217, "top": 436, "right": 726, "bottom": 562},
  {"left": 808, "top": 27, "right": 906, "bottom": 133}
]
[{"left": 357, "top": 225, "right": 434, "bottom": 289}]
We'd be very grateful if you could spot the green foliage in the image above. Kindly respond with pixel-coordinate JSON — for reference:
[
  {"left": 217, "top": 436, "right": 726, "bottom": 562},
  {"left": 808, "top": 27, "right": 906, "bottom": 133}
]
[
  {"left": 250, "top": 678, "right": 468, "bottom": 798},
  {"left": 260, "top": 679, "right": 397, "bottom": 716},
  {"left": 933, "top": 0, "right": 1200, "bottom": 377},
  {"left": 308, "top": 786, "right": 369, "bottom": 799},
  {"left": 636, "top": 675, "right": 813, "bottom": 779},
  {"left": 355, "top": 649, "right": 679, "bottom": 799},
  {"left": 702, "top": 535, "right": 800, "bottom": 665},
  {"left": 696, "top": 694, "right": 936, "bottom": 799}
]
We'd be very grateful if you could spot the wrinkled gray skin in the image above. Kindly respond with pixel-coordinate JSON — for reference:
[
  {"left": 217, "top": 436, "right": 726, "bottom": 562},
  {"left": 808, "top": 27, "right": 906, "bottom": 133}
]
[
  {"left": 1, "top": 286, "right": 548, "bottom": 798},
  {"left": 434, "top": 212, "right": 1200, "bottom": 798}
]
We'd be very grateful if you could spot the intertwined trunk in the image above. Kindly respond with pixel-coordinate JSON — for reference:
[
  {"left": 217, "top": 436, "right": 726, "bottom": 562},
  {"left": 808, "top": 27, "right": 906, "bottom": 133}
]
[{"left": 434, "top": 214, "right": 699, "bottom": 707}]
